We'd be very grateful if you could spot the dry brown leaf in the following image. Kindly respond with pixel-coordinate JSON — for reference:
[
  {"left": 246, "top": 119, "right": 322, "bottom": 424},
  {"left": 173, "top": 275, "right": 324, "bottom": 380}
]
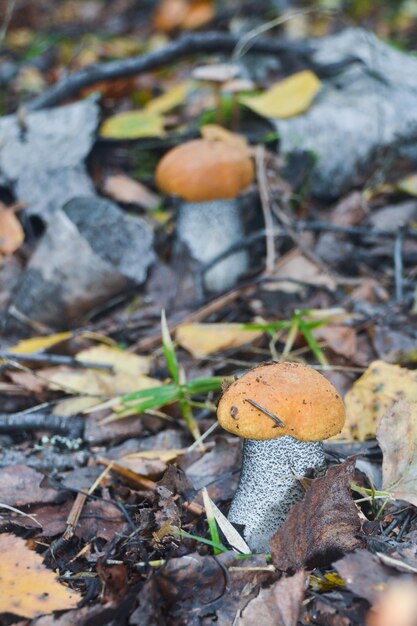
[
  {"left": 0, "top": 533, "right": 79, "bottom": 618},
  {"left": 270, "top": 459, "right": 362, "bottom": 572},
  {"left": 266, "top": 249, "right": 336, "bottom": 293},
  {"left": 341, "top": 361, "right": 417, "bottom": 441},
  {"left": 238, "top": 570, "right": 306, "bottom": 626},
  {"left": 176, "top": 323, "right": 262, "bottom": 357},
  {"left": 313, "top": 325, "right": 357, "bottom": 359},
  {"left": 103, "top": 174, "right": 160, "bottom": 210},
  {"left": 0, "top": 207, "right": 24, "bottom": 255},
  {"left": 334, "top": 550, "right": 392, "bottom": 604},
  {"left": 182, "top": 0, "right": 214, "bottom": 29},
  {"left": 0, "top": 464, "right": 60, "bottom": 507},
  {"left": 377, "top": 400, "right": 417, "bottom": 506}
]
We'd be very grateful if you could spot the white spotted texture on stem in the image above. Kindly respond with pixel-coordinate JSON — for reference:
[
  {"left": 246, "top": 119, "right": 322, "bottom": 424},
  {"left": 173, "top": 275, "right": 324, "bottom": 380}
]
[{"left": 228, "top": 436, "right": 326, "bottom": 552}]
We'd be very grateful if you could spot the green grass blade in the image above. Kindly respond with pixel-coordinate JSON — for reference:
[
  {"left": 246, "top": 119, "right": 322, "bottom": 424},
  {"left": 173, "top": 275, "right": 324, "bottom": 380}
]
[
  {"left": 184, "top": 376, "right": 224, "bottom": 395},
  {"left": 202, "top": 488, "right": 222, "bottom": 555},
  {"left": 120, "top": 384, "right": 180, "bottom": 412},
  {"left": 173, "top": 529, "right": 229, "bottom": 554},
  {"left": 161, "top": 309, "right": 179, "bottom": 384},
  {"left": 298, "top": 319, "right": 328, "bottom": 366}
]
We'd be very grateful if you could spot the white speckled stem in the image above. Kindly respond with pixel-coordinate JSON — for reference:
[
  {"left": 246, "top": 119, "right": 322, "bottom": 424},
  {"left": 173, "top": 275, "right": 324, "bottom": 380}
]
[
  {"left": 228, "top": 436, "right": 326, "bottom": 553},
  {"left": 176, "top": 200, "right": 248, "bottom": 292}
]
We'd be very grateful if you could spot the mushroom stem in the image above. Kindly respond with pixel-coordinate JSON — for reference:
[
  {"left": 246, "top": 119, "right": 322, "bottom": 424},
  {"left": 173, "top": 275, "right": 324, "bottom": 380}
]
[
  {"left": 228, "top": 436, "right": 326, "bottom": 552},
  {"left": 176, "top": 199, "right": 248, "bottom": 292}
]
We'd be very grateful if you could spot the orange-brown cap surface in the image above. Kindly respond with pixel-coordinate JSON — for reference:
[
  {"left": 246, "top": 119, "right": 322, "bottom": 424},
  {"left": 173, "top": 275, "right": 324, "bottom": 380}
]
[
  {"left": 217, "top": 362, "right": 345, "bottom": 441},
  {"left": 155, "top": 138, "right": 254, "bottom": 202}
]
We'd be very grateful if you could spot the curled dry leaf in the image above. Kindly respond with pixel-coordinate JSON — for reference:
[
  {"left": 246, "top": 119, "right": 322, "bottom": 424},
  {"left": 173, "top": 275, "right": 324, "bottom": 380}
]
[
  {"left": 103, "top": 174, "right": 160, "bottom": 210},
  {"left": 376, "top": 400, "right": 417, "bottom": 506},
  {"left": 342, "top": 361, "right": 417, "bottom": 440},
  {"left": 0, "top": 533, "right": 79, "bottom": 618},
  {"left": 270, "top": 459, "right": 362, "bottom": 572},
  {"left": 238, "top": 569, "right": 307, "bottom": 626}
]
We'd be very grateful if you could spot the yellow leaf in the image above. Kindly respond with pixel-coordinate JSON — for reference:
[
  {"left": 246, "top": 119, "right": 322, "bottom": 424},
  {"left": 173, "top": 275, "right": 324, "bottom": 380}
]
[
  {"left": 46, "top": 368, "right": 160, "bottom": 397},
  {"left": 240, "top": 70, "right": 321, "bottom": 119},
  {"left": 8, "top": 332, "right": 72, "bottom": 354},
  {"left": 176, "top": 323, "right": 262, "bottom": 357},
  {"left": 340, "top": 360, "right": 417, "bottom": 441},
  {"left": 145, "top": 80, "right": 191, "bottom": 114},
  {"left": 100, "top": 110, "right": 165, "bottom": 139},
  {"left": 397, "top": 173, "right": 417, "bottom": 196},
  {"left": 52, "top": 395, "right": 101, "bottom": 416},
  {"left": 0, "top": 533, "right": 79, "bottom": 618},
  {"left": 76, "top": 345, "right": 150, "bottom": 375}
]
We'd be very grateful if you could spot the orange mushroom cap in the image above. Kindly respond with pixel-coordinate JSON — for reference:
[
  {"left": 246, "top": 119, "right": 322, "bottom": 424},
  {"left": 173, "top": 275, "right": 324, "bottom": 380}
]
[
  {"left": 155, "top": 138, "right": 254, "bottom": 202},
  {"left": 217, "top": 362, "right": 345, "bottom": 441}
]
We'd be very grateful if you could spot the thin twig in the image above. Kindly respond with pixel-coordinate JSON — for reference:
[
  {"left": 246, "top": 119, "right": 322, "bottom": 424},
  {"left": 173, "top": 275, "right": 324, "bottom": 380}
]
[
  {"left": 256, "top": 145, "right": 277, "bottom": 274},
  {"left": 1, "top": 352, "right": 113, "bottom": 371},
  {"left": 394, "top": 228, "right": 404, "bottom": 302}
]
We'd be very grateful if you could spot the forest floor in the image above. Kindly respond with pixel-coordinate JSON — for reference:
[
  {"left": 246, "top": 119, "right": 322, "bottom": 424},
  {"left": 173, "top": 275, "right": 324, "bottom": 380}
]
[{"left": 0, "top": 2, "right": 417, "bottom": 625}]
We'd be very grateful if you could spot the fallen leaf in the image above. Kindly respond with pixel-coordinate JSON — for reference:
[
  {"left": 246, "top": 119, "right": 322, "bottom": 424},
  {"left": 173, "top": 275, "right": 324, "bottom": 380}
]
[
  {"left": 0, "top": 207, "right": 24, "bottom": 255},
  {"left": 265, "top": 249, "right": 336, "bottom": 293},
  {"left": 45, "top": 367, "right": 160, "bottom": 397},
  {"left": 0, "top": 533, "right": 79, "bottom": 618},
  {"left": 334, "top": 550, "right": 393, "bottom": 604},
  {"left": 103, "top": 174, "right": 160, "bottom": 209},
  {"left": 342, "top": 361, "right": 417, "bottom": 440},
  {"left": 376, "top": 400, "right": 417, "bottom": 506},
  {"left": 176, "top": 323, "right": 262, "bottom": 357},
  {"left": 182, "top": 0, "right": 215, "bottom": 29},
  {"left": 238, "top": 570, "right": 306, "bottom": 626},
  {"left": 240, "top": 70, "right": 321, "bottom": 119},
  {"left": 270, "top": 459, "right": 362, "bottom": 572},
  {"left": 193, "top": 63, "right": 239, "bottom": 82},
  {"left": 100, "top": 110, "right": 165, "bottom": 139},
  {"left": 7, "top": 331, "right": 72, "bottom": 354},
  {"left": 397, "top": 173, "right": 417, "bottom": 196},
  {"left": 313, "top": 325, "right": 357, "bottom": 360},
  {"left": 153, "top": 0, "right": 188, "bottom": 32},
  {"left": 76, "top": 345, "right": 150, "bottom": 375},
  {"left": 145, "top": 80, "right": 191, "bottom": 114},
  {"left": 0, "top": 465, "right": 61, "bottom": 507}
]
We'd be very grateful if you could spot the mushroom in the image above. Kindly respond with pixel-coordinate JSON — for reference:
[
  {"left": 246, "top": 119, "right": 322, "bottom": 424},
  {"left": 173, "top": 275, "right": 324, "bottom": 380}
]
[
  {"left": 155, "top": 131, "right": 254, "bottom": 293},
  {"left": 217, "top": 361, "right": 345, "bottom": 552}
]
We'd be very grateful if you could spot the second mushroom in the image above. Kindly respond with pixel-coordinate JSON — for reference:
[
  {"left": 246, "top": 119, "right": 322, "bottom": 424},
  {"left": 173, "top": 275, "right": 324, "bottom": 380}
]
[
  {"left": 155, "top": 128, "right": 254, "bottom": 294},
  {"left": 217, "top": 361, "right": 346, "bottom": 552}
]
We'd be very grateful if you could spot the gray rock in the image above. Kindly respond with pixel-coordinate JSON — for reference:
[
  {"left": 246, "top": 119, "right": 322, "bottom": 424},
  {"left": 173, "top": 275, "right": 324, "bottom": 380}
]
[
  {"left": 16, "top": 165, "right": 95, "bottom": 220},
  {"left": 0, "top": 99, "right": 98, "bottom": 217},
  {"left": 10, "top": 197, "right": 154, "bottom": 329},
  {"left": 274, "top": 28, "right": 417, "bottom": 197}
]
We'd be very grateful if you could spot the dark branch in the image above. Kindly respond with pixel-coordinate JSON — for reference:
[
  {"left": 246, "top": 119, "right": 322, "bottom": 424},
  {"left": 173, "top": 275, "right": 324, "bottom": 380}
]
[
  {"left": 0, "top": 412, "right": 84, "bottom": 439},
  {"left": 27, "top": 32, "right": 315, "bottom": 111}
]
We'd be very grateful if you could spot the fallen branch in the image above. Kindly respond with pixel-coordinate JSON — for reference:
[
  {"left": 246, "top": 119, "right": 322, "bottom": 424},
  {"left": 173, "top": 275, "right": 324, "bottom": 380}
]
[{"left": 27, "top": 32, "right": 315, "bottom": 110}]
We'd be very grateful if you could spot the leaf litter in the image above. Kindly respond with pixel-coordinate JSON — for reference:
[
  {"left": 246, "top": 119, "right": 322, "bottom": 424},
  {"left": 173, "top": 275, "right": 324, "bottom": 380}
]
[{"left": 1, "top": 2, "right": 417, "bottom": 625}]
